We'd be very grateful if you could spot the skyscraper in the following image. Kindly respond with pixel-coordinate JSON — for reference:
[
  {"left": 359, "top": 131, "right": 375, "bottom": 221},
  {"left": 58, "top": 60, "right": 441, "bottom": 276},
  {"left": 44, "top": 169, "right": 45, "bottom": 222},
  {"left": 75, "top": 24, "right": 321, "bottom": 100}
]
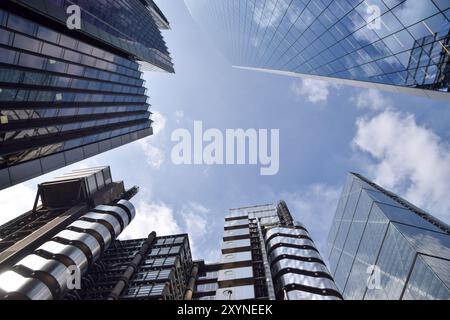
[
  {"left": 185, "top": 0, "right": 450, "bottom": 100},
  {"left": 193, "top": 201, "right": 342, "bottom": 300},
  {"left": 0, "top": 166, "right": 139, "bottom": 299},
  {"left": 0, "top": 0, "right": 173, "bottom": 190},
  {"left": 327, "top": 172, "right": 450, "bottom": 300}
]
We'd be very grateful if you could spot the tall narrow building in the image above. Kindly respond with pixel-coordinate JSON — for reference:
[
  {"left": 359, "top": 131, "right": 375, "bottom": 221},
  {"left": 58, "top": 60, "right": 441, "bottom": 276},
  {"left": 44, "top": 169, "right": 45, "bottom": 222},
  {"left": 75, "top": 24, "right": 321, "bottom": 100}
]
[
  {"left": 0, "top": 0, "right": 173, "bottom": 190},
  {"left": 193, "top": 201, "right": 342, "bottom": 300},
  {"left": 0, "top": 166, "right": 140, "bottom": 299},
  {"left": 185, "top": 0, "right": 450, "bottom": 100},
  {"left": 327, "top": 172, "right": 450, "bottom": 300}
]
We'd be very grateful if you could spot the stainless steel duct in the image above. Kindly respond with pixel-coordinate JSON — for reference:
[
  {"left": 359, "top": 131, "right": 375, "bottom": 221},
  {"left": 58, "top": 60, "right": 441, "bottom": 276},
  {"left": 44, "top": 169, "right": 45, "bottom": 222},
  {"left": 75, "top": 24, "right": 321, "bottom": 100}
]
[
  {"left": 265, "top": 225, "right": 342, "bottom": 300},
  {"left": 0, "top": 200, "right": 135, "bottom": 300}
]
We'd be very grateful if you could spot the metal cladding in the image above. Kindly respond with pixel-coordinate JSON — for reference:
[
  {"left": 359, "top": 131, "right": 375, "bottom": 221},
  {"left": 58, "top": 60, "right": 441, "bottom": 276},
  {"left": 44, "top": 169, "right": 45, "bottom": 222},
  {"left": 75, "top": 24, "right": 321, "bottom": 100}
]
[
  {"left": 0, "top": 200, "right": 135, "bottom": 300},
  {"left": 265, "top": 225, "right": 342, "bottom": 300}
]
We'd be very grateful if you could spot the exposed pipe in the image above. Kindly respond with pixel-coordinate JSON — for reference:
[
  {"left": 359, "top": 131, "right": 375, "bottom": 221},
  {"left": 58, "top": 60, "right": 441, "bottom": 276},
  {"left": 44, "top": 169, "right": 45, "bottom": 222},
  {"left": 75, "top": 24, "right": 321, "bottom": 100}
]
[
  {"left": 107, "top": 231, "right": 156, "bottom": 300},
  {"left": 0, "top": 200, "right": 135, "bottom": 300},
  {"left": 183, "top": 263, "right": 199, "bottom": 300}
]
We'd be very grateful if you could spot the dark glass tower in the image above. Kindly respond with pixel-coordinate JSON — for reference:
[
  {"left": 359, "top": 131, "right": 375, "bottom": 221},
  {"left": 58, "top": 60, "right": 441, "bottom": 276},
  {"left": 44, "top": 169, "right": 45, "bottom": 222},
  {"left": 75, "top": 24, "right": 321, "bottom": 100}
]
[
  {"left": 0, "top": 0, "right": 173, "bottom": 190},
  {"left": 185, "top": 0, "right": 450, "bottom": 100},
  {"left": 327, "top": 172, "right": 450, "bottom": 300}
]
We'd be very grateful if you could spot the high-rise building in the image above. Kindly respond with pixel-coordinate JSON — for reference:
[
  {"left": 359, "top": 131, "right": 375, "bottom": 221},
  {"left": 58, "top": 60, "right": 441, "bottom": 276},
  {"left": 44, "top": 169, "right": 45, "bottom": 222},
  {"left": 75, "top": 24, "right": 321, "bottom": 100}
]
[
  {"left": 0, "top": 166, "right": 139, "bottom": 299},
  {"left": 67, "top": 233, "right": 194, "bottom": 300},
  {"left": 185, "top": 0, "right": 450, "bottom": 100},
  {"left": 193, "top": 201, "right": 342, "bottom": 300},
  {"left": 0, "top": 0, "right": 173, "bottom": 190},
  {"left": 327, "top": 172, "right": 450, "bottom": 300}
]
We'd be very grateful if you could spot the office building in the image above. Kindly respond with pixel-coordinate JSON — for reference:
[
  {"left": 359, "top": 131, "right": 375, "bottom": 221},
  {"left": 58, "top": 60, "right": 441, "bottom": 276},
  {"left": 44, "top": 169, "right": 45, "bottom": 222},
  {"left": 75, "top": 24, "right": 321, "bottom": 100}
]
[
  {"left": 0, "top": 0, "right": 173, "bottom": 190},
  {"left": 185, "top": 0, "right": 450, "bottom": 100},
  {"left": 193, "top": 201, "right": 342, "bottom": 300},
  {"left": 67, "top": 233, "right": 194, "bottom": 300},
  {"left": 0, "top": 166, "right": 139, "bottom": 299},
  {"left": 327, "top": 172, "right": 450, "bottom": 300}
]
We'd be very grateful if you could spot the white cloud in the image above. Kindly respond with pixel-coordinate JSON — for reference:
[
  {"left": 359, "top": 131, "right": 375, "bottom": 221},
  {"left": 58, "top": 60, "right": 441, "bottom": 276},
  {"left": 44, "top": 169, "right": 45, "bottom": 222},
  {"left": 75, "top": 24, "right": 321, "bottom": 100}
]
[
  {"left": 180, "top": 202, "right": 211, "bottom": 259},
  {"left": 354, "top": 110, "right": 450, "bottom": 221},
  {"left": 119, "top": 201, "right": 181, "bottom": 240},
  {"left": 0, "top": 183, "right": 37, "bottom": 227},
  {"left": 351, "top": 89, "right": 393, "bottom": 111},
  {"left": 150, "top": 111, "right": 166, "bottom": 135},
  {"left": 139, "top": 111, "right": 166, "bottom": 169},
  {"left": 291, "top": 79, "right": 338, "bottom": 104},
  {"left": 182, "top": 210, "right": 207, "bottom": 237},
  {"left": 139, "top": 138, "right": 165, "bottom": 169}
]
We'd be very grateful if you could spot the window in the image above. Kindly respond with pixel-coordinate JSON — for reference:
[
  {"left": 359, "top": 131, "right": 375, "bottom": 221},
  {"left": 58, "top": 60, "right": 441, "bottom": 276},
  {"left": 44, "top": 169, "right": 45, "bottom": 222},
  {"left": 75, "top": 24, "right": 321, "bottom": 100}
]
[
  {"left": 36, "top": 26, "right": 59, "bottom": 43},
  {"left": 18, "top": 53, "right": 45, "bottom": 69},
  {"left": 169, "top": 246, "right": 180, "bottom": 254},
  {"left": 13, "top": 34, "right": 40, "bottom": 52},
  {"left": 7, "top": 14, "right": 35, "bottom": 34}
]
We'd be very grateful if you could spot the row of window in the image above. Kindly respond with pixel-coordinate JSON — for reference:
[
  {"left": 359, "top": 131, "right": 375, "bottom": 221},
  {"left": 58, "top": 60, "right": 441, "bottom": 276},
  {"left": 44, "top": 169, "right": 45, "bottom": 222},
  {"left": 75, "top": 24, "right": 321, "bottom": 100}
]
[
  {"left": 143, "top": 256, "right": 178, "bottom": 268},
  {"left": 198, "top": 271, "right": 219, "bottom": 280},
  {"left": 148, "top": 246, "right": 182, "bottom": 257},
  {"left": 196, "top": 282, "right": 218, "bottom": 292},
  {"left": 155, "top": 236, "right": 186, "bottom": 246},
  {"left": 133, "top": 269, "right": 173, "bottom": 283},
  {"left": 0, "top": 67, "right": 146, "bottom": 96},
  {"left": 123, "top": 283, "right": 166, "bottom": 299},
  {"left": 0, "top": 88, "right": 147, "bottom": 104},
  {"left": 1, "top": 113, "right": 149, "bottom": 143},
  {"left": 0, "top": 105, "right": 149, "bottom": 121},
  {"left": 1, "top": 122, "right": 150, "bottom": 166}
]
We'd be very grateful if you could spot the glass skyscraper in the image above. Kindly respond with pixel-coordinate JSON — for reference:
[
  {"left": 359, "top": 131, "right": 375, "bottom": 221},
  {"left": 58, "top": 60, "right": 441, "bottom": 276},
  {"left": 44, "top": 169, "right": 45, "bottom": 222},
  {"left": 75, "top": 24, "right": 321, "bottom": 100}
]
[
  {"left": 0, "top": 0, "right": 173, "bottom": 190},
  {"left": 327, "top": 172, "right": 450, "bottom": 300},
  {"left": 185, "top": 0, "right": 450, "bottom": 100}
]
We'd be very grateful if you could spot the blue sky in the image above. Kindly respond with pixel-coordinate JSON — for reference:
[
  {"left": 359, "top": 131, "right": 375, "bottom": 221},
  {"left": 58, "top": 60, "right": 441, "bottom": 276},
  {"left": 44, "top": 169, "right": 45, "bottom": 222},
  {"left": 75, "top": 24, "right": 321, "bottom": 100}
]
[{"left": 1, "top": 1, "right": 450, "bottom": 265}]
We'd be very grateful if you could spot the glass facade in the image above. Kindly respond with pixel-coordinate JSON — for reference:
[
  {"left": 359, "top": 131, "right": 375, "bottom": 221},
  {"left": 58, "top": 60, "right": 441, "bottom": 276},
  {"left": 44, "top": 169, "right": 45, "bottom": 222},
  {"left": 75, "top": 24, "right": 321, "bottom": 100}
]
[
  {"left": 0, "top": 0, "right": 173, "bottom": 189},
  {"left": 185, "top": 0, "right": 450, "bottom": 99},
  {"left": 327, "top": 172, "right": 450, "bottom": 300}
]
